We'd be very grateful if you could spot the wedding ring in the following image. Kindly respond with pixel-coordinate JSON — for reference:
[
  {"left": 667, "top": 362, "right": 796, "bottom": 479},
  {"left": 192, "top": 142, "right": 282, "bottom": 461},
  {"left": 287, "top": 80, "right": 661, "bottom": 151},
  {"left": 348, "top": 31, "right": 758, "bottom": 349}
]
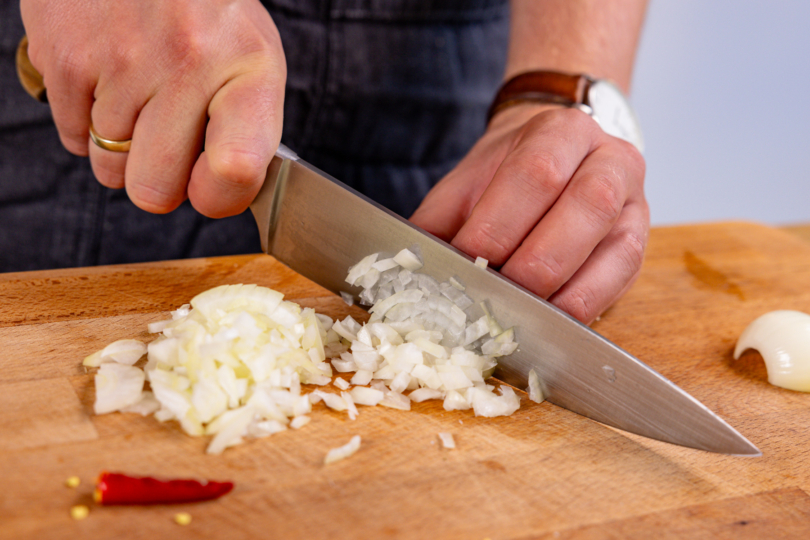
[
  {"left": 17, "top": 36, "right": 132, "bottom": 153},
  {"left": 89, "top": 125, "right": 132, "bottom": 153}
]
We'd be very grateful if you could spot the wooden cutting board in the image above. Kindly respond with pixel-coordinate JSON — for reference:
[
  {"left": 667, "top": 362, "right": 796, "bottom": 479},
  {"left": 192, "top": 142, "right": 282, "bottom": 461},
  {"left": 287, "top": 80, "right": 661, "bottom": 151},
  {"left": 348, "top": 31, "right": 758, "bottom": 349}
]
[{"left": 2, "top": 221, "right": 810, "bottom": 540}]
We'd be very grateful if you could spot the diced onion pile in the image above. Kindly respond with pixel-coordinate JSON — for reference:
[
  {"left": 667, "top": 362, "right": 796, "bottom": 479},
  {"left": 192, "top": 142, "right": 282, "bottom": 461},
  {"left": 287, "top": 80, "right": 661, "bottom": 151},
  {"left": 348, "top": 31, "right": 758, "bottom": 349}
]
[
  {"left": 336, "top": 248, "right": 521, "bottom": 417},
  {"left": 84, "top": 247, "right": 522, "bottom": 456}
]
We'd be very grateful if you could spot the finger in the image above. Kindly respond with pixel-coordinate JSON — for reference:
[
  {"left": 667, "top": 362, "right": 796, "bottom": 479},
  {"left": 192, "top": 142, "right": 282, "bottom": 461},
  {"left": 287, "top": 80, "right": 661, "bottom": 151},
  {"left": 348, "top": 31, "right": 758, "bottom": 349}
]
[
  {"left": 500, "top": 141, "right": 644, "bottom": 299},
  {"left": 88, "top": 70, "right": 144, "bottom": 189},
  {"left": 451, "top": 109, "right": 600, "bottom": 266},
  {"left": 409, "top": 140, "right": 506, "bottom": 242},
  {"left": 31, "top": 37, "right": 95, "bottom": 156},
  {"left": 188, "top": 65, "right": 285, "bottom": 218},
  {"left": 120, "top": 82, "right": 209, "bottom": 213},
  {"left": 548, "top": 199, "right": 650, "bottom": 324}
]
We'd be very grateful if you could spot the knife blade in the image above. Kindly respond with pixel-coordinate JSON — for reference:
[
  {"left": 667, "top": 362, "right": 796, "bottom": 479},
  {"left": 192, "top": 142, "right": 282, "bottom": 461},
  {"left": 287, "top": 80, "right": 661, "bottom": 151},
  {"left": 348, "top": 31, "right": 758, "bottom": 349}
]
[{"left": 251, "top": 145, "right": 760, "bottom": 456}]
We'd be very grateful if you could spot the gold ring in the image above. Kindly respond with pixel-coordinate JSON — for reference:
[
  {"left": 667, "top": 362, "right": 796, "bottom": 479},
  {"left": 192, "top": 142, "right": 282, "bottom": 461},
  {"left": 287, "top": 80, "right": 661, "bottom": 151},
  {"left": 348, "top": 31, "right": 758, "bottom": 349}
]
[{"left": 89, "top": 125, "right": 132, "bottom": 153}]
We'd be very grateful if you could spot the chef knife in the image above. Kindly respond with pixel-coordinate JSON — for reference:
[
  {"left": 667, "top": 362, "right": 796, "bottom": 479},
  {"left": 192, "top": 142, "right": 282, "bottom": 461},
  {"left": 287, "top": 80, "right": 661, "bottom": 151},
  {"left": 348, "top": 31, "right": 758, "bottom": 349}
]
[{"left": 252, "top": 145, "right": 759, "bottom": 456}]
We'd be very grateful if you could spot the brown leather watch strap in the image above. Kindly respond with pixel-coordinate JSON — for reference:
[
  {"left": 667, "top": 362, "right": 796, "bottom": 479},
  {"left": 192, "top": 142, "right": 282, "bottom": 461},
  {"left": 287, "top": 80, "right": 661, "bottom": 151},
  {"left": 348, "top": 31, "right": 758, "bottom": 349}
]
[{"left": 487, "top": 70, "right": 593, "bottom": 123}]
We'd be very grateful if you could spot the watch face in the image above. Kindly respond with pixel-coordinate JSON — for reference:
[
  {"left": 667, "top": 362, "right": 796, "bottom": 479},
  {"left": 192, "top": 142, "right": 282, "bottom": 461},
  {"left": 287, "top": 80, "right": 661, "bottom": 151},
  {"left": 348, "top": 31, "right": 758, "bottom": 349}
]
[{"left": 587, "top": 80, "right": 645, "bottom": 153}]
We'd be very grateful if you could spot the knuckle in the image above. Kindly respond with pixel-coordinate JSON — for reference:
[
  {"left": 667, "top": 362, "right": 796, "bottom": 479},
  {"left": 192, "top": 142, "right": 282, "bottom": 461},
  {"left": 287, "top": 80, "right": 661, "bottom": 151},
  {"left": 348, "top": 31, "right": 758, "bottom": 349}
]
[
  {"left": 107, "top": 41, "right": 140, "bottom": 79},
  {"left": 53, "top": 46, "right": 93, "bottom": 87},
  {"left": 614, "top": 138, "right": 646, "bottom": 177},
  {"left": 615, "top": 227, "right": 648, "bottom": 274},
  {"left": 160, "top": 24, "right": 211, "bottom": 74},
  {"left": 458, "top": 221, "right": 514, "bottom": 266},
  {"left": 520, "top": 249, "right": 567, "bottom": 292},
  {"left": 557, "top": 287, "right": 599, "bottom": 323},
  {"left": 576, "top": 174, "right": 625, "bottom": 227},
  {"left": 518, "top": 150, "right": 568, "bottom": 195}
]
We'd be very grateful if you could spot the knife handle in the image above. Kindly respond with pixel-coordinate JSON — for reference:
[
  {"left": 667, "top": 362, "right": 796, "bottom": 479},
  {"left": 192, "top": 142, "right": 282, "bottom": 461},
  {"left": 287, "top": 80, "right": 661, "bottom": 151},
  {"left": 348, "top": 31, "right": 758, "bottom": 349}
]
[{"left": 16, "top": 36, "right": 47, "bottom": 103}]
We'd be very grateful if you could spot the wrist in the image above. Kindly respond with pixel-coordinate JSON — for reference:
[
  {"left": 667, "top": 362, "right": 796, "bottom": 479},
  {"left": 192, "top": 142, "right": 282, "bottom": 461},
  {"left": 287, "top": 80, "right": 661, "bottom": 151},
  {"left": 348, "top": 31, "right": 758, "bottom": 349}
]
[
  {"left": 485, "top": 101, "right": 567, "bottom": 134},
  {"left": 486, "top": 70, "right": 644, "bottom": 152}
]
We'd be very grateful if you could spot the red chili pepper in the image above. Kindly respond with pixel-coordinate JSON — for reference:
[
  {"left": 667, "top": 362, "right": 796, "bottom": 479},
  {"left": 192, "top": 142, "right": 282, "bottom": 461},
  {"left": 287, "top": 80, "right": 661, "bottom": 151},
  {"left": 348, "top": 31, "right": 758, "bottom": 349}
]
[{"left": 94, "top": 472, "right": 234, "bottom": 505}]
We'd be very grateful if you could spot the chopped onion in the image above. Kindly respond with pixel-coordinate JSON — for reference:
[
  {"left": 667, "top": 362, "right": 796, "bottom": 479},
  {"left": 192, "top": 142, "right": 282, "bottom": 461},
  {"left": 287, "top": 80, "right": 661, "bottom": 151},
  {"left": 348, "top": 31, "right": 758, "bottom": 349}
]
[
  {"left": 409, "top": 388, "right": 444, "bottom": 402},
  {"left": 346, "top": 254, "right": 379, "bottom": 286},
  {"left": 86, "top": 284, "right": 347, "bottom": 453},
  {"left": 379, "top": 390, "right": 411, "bottom": 410},
  {"left": 83, "top": 339, "right": 147, "bottom": 367},
  {"left": 342, "top": 391, "right": 359, "bottom": 420},
  {"left": 438, "top": 432, "right": 456, "bottom": 449},
  {"left": 312, "top": 390, "right": 348, "bottom": 412},
  {"left": 470, "top": 386, "right": 520, "bottom": 417},
  {"left": 393, "top": 248, "right": 423, "bottom": 271},
  {"left": 120, "top": 391, "right": 161, "bottom": 416},
  {"left": 528, "top": 369, "right": 545, "bottom": 403},
  {"left": 475, "top": 257, "right": 488, "bottom": 269},
  {"left": 148, "top": 319, "right": 172, "bottom": 334},
  {"left": 94, "top": 364, "right": 146, "bottom": 414},
  {"left": 290, "top": 416, "right": 310, "bottom": 429},
  {"left": 324, "top": 435, "right": 361, "bottom": 464},
  {"left": 85, "top": 243, "right": 524, "bottom": 456}
]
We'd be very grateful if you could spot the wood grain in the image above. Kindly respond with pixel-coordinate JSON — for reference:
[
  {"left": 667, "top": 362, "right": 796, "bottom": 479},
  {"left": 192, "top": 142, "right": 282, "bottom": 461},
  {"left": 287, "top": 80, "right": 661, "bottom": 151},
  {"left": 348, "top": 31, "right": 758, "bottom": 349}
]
[
  {"left": 2, "top": 222, "right": 810, "bottom": 539},
  {"left": 538, "top": 488, "right": 810, "bottom": 539},
  {"left": 0, "top": 378, "right": 98, "bottom": 451}
]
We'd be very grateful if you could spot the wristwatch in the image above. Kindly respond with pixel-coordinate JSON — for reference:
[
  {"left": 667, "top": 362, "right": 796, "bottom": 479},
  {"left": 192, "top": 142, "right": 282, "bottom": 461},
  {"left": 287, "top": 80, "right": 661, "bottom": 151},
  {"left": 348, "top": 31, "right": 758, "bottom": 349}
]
[{"left": 487, "top": 70, "right": 644, "bottom": 153}]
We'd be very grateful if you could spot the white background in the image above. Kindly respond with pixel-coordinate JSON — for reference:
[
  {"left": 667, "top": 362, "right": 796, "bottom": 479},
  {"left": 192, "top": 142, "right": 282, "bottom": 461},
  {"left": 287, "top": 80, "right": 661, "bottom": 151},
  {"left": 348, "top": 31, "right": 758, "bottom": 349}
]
[{"left": 631, "top": 0, "right": 810, "bottom": 226}]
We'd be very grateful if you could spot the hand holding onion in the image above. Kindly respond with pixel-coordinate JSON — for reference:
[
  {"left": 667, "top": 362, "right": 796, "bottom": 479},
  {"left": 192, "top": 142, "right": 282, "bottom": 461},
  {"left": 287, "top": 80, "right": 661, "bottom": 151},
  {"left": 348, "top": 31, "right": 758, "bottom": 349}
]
[
  {"left": 410, "top": 104, "right": 649, "bottom": 324},
  {"left": 20, "top": 0, "right": 286, "bottom": 218}
]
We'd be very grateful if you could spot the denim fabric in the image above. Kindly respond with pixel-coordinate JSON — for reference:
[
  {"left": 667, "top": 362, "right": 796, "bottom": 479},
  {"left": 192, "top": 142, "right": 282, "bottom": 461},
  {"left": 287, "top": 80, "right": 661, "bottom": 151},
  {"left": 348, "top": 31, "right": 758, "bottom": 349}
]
[{"left": 0, "top": 0, "right": 508, "bottom": 272}]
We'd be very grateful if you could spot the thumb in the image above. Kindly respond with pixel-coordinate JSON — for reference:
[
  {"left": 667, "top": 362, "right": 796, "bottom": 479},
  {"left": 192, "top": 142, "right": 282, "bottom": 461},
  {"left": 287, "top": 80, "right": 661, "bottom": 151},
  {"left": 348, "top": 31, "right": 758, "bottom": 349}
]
[{"left": 188, "top": 65, "right": 285, "bottom": 219}]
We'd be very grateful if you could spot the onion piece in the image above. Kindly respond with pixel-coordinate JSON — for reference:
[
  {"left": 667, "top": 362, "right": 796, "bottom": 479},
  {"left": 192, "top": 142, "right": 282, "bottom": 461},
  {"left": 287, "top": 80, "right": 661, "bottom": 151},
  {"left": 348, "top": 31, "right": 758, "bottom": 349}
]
[
  {"left": 409, "top": 388, "right": 445, "bottom": 402},
  {"left": 393, "top": 248, "right": 423, "bottom": 271},
  {"left": 120, "top": 391, "right": 162, "bottom": 416},
  {"left": 342, "top": 391, "right": 359, "bottom": 420},
  {"left": 349, "top": 386, "right": 384, "bottom": 406},
  {"left": 324, "top": 435, "right": 361, "bottom": 464},
  {"left": 379, "top": 390, "right": 411, "bottom": 411},
  {"left": 527, "top": 369, "right": 545, "bottom": 403},
  {"left": 372, "top": 258, "right": 400, "bottom": 272},
  {"left": 470, "top": 386, "right": 520, "bottom": 417},
  {"left": 438, "top": 432, "right": 456, "bottom": 449},
  {"left": 312, "top": 390, "right": 348, "bottom": 412},
  {"left": 94, "top": 364, "right": 146, "bottom": 414},
  {"left": 290, "top": 416, "right": 310, "bottom": 429},
  {"left": 83, "top": 339, "right": 147, "bottom": 367},
  {"left": 147, "top": 319, "right": 172, "bottom": 334},
  {"left": 734, "top": 310, "right": 810, "bottom": 392},
  {"left": 474, "top": 257, "right": 488, "bottom": 269},
  {"left": 346, "top": 254, "right": 379, "bottom": 286}
]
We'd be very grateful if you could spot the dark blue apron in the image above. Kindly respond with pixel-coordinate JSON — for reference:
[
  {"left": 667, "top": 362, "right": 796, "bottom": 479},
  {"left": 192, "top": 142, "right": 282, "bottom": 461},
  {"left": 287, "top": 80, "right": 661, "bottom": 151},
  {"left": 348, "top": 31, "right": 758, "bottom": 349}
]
[{"left": 0, "top": 0, "right": 508, "bottom": 272}]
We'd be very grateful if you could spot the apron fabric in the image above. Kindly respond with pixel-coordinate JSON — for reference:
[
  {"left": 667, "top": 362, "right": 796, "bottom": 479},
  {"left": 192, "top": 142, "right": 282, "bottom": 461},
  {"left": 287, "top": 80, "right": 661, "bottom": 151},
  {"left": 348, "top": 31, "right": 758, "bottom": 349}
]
[{"left": 0, "top": 0, "right": 508, "bottom": 272}]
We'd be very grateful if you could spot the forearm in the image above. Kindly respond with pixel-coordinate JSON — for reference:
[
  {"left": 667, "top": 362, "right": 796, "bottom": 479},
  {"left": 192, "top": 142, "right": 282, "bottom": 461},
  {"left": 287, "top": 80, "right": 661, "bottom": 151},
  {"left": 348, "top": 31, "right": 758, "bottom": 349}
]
[{"left": 506, "top": 0, "right": 648, "bottom": 92}]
